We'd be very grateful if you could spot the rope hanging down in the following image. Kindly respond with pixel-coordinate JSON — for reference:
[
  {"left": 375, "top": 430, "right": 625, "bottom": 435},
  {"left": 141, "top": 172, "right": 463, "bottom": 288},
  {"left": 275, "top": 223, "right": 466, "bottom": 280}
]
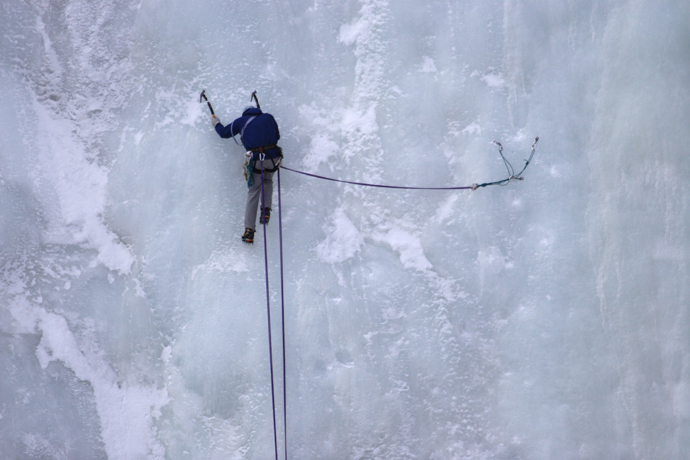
[
  {"left": 259, "top": 159, "right": 280, "bottom": 460},
  {"left": 256, "top": 136, "right": 538, "bottom": 460},
  {"left": 277, "top": 168, "right": 287, "bottom": 460},
  {"left": 260, "top": 155, "right": 289, "bottom": 460},
  {"left": 281, "top": 137, "right": 539, "bottom": 190}
]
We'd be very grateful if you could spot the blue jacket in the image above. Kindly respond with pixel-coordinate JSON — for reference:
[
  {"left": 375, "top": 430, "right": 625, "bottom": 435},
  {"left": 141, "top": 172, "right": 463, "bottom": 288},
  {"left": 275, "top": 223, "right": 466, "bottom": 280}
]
[{"left": 215, "top": 107, "right": 281, "bottom": 160}]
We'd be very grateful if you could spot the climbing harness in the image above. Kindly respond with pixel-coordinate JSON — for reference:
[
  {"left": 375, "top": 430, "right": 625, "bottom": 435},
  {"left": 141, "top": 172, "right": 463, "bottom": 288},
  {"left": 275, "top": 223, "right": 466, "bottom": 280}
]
[
  {"left": 245, "top": 146, "right": 283, "bottom": 188},
  {"left": 251, "top": 145, "right": 283, "bottom": 173}
]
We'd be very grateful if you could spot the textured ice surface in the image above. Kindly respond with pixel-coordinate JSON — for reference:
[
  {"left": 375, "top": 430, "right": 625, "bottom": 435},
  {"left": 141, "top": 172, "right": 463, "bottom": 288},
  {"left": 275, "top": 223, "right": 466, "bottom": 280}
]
[{"left": 1, "top": 0, "right": 689, "bottom": 459}]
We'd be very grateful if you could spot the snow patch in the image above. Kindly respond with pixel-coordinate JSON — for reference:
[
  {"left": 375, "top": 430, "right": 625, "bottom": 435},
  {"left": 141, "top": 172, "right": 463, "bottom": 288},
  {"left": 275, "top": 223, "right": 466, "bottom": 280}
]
[
  {"left": 477, "top": 246, "right": 506, "bottom": 276},
  {"left": 341, "top": 104, "right": 379, "bottom": 137},
  {"left": 434, "top": 195, "right": 459, "bottom": 223},
  {"left": 8, "top": 298, "right": 168, "bottom": 460},
  {"left": 317, "top": 208, "right": 364, "bottom": 264},
  {"left": 461, "top": 122, "right": 482, "bottom": 135},
  {"left": 478, "top": 72, "right": 505, "bottom": 88},
  {"left": 303, "top": 134, "right": 340, "bottom": 173},
  {"left": 339, "top": 16, "right": 368, "bottom": 46},
  {"left": 372, "top": 226, "right": 432, "bottom": 272},
  {"left": 192, "top": 249, "right": 250, "bottom": 278},
  {"left": 420, "top": 56, "right": 438, "bottom": 73}
]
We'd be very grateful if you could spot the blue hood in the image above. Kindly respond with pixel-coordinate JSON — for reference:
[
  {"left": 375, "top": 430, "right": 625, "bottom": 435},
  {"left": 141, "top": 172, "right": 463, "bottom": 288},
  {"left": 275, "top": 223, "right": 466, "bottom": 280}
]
[{"left": 242, "top": 107, "right": 263, "bottom": 117}]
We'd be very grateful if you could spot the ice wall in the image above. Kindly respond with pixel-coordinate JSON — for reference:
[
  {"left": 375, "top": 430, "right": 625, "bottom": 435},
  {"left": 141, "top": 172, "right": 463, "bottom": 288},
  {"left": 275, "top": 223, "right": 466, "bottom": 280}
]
[{"left": 1, "top": 1, "right": 689, "bottom": 459}]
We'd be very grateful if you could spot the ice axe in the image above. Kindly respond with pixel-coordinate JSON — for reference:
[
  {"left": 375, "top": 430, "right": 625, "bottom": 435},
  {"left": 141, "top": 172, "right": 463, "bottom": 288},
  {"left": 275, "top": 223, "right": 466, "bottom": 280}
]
[
  {"left": 251, "top": 91, "right": 261, "bottom": 111},
  {"left": 200, "top": 90, "right": 215, "bottom": 117}
]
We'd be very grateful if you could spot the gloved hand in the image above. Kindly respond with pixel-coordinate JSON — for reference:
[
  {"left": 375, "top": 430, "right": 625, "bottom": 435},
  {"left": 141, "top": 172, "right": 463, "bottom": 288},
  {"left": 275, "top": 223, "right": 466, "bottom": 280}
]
[{"left": 211, "top": 115, "right": 220, "bottom": 128}]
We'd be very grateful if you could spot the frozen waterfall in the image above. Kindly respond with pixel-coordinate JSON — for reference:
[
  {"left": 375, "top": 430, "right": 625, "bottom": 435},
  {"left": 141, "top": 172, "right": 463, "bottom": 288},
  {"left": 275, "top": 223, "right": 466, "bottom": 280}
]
[{"left": 1, "top": 0, "right": 689, "bottom": 459}]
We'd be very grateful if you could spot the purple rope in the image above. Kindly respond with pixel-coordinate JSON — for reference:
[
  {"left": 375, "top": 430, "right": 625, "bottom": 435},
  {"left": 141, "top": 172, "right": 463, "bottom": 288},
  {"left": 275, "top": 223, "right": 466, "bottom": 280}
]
[
  {"left": 261, "top": 163, "right": 280, "bottom": 460},
  {"left": 280, "top": 165, "right": 475, "bottom": 190},
  {"left": 277, "top": 168, "right": 288, "bottom": 460},
  {"left": 256, "top": 140, "right": 537, "bottom": 459}
]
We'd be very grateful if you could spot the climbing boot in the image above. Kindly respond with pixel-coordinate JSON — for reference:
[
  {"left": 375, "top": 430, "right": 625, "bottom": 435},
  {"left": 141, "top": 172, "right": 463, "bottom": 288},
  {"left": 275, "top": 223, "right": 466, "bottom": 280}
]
[
  {"left": 259, "top": 207, "right": 271, "bottom": 224},
  {"left": 241, "top": 228, "right": 255, "bottom": 244}
]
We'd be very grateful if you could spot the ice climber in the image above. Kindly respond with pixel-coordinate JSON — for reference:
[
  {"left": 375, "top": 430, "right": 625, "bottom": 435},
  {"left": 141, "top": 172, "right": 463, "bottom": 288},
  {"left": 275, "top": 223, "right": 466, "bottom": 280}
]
[{"left": 212, "top": 105, "right": 283, "bottom": 244}]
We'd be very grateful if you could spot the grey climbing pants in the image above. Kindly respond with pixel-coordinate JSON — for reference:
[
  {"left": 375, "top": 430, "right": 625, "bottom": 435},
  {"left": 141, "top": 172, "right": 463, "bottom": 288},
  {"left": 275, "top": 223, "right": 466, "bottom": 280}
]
[{"left": 245, "top": 165, "right": 274, "bottom": 230}]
